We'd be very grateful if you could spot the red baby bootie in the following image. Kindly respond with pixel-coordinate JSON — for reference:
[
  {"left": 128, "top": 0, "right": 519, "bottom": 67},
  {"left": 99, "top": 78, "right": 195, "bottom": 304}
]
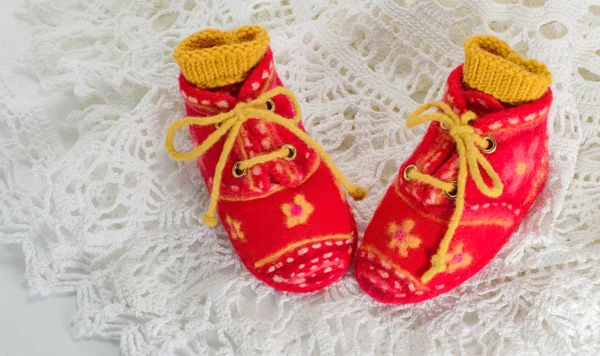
[
  {"left": 165, "top": 26, "right": 366, "bottom": 293},
  {"left": 356, "top": 35, "right": 553, "bottom": 303}
]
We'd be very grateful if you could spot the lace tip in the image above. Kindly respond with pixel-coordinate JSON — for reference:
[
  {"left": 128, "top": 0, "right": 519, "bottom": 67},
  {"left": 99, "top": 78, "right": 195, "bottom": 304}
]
[
  {"left": 421, "top": 272, "right": 434, "bottom": 284},
  {"left": 421, "top": 258, "right": 446, "bottom": 283},
  {"left": 202, "top": 214, "right": 219, "bottom": 227},
  {"left": 348, "top": 185, "right": 368, "bottom": 201}
]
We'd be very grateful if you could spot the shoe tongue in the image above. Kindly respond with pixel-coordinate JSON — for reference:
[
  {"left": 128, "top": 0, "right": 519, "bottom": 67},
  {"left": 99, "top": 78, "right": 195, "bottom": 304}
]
[
  {"left": 195, "top": 48, "right": 275, "bottom": 101},
  {"left": 197, "top": 48, "right": 275, "bottom": 100},
  {"left": 237, "top": 49, "right": 277, "bottom": 102},
  {"left": 461, "top": 86, "right": 506, "bottom": 117},
  {"left": 443, "top": 64, "right": 506, "bottom": 118}
]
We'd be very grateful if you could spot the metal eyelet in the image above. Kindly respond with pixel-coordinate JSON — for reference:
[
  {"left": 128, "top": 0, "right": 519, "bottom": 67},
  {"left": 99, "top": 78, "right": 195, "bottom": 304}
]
[
  {"left": 283, "top": 144, "right": 297, "bottom": 160},
  {"left": 482, "top": 136, "right": 497, "bottom": 154},
  {"left": 444, "top": 181, "right": 458, "bottom": 199},
  {"left": 403, "top": 164, "right": 417, "bottom": 181},
  {"left": 232, "top": 162, "right": 247, "bottom": 178},
  {"left": 266, "top": 99, "right": 276, "bottom": 112}
]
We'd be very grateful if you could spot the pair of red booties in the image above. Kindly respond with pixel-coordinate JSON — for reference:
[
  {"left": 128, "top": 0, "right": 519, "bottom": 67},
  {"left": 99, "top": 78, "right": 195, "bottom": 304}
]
[{"left": 165, "top": 26, "right": 552, "bottom": 304}]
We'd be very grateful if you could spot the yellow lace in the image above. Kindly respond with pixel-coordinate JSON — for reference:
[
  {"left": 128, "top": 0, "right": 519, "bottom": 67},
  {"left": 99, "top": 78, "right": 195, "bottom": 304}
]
[
  {"left": 165, "top": 87, "right": 367, "bottom": 227},
  {"left": 404, "top": 101, "right": 504, "bottom": 283}
]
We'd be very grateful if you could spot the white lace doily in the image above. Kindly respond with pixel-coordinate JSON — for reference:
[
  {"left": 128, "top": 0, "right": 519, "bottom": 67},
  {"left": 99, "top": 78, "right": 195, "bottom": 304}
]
[{"left": 1, "top": 0, "right": 599, "bottom": 354}]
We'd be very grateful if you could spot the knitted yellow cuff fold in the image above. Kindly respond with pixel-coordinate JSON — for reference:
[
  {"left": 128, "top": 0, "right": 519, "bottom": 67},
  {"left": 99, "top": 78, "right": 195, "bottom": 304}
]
[
  {"left": 463, "top": 35, "right": 552, "bottom": 105},
  {"left": 173, "top": 25, "right": 270, "bottom": 89}
]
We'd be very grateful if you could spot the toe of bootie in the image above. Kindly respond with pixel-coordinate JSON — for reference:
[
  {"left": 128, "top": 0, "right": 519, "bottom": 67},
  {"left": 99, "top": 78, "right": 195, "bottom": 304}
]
[{"left": 219, "top": 163, "right": 359, "bottom": 293}]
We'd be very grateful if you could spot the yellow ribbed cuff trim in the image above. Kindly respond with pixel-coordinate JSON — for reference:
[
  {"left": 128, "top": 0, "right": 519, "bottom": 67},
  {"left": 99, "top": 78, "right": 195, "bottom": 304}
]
[
  {"left": 463, "top": 35, "right": 552, "bottom": 105},
  {"left": 173, "top": 25, "right": 270, "bottom": 89}
]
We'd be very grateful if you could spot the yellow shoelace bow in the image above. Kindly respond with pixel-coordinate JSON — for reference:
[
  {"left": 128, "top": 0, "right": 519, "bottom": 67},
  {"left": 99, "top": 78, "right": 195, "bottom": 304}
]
[
  {"left": 165, "top": 87, "right": 367, "bottom": 227},
  {"left": 404, "top": 101, "right": 504, "bottom": 283}
]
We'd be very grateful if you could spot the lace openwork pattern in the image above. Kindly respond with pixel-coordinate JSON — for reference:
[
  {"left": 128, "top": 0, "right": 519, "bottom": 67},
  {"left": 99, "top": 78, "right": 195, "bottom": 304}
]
[{"left": 1, "top": 0, "right": 599, "bottom": 354}]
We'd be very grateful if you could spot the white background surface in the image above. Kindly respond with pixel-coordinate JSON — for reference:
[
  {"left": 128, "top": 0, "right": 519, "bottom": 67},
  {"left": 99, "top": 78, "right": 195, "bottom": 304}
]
[
  {"left": 0, "top": 246, "right": 118, "bottom": 355},
  {"left": 0, "top": 1, "right": 118, "bottom": 355}
]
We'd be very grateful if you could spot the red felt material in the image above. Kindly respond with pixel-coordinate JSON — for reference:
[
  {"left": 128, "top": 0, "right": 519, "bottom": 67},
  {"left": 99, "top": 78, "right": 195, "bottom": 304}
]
[
  {"left": 356, "top": 65, "right": 553, "bottom": 304},
  {"left": 177, "top": 48, "right": 358, "bottom": 293}
]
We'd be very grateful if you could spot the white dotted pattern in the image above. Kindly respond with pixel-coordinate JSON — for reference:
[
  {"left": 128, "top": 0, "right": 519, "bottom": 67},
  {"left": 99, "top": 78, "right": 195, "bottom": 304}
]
[
  {"left": 469, "top": 202, "right": 520, "bottom": 215},
  {"left": 265, "top": 238, "right": 354, "bottom": 284}
]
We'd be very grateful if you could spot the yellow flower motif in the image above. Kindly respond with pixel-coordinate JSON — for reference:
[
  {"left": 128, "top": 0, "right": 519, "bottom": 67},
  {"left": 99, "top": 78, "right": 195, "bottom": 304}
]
[
  {"left": 516, "top": 161, "right": 527, "bottom": 175},
  {"left": 387, "top": 219, "right": 421, "bottom": 258},
  {"left": 445, "top": 242, "right": 472, "bottom": 273},
  {"left": 225, "top": 215, "right": 245, "bottom": 241},
  {"left": 282, "top": 194, "right": 315, "bottom": 228}
]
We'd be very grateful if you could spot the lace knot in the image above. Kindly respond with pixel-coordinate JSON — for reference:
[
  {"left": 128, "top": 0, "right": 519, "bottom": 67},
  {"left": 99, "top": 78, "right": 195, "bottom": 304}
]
[
  {"left": 449, "top": 125, "right": 475, "bottom": 139},
  {"left": 232, "top": 102, "right": 247, "bottom": 119},
  {"left": 460, "top": 110, "right": 477, "bottom": 124}
]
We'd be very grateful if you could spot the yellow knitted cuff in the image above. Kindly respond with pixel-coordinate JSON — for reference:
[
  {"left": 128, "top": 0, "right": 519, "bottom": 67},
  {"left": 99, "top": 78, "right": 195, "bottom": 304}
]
[
  {"left": 463, "top": 35, "right": 552, "bottom": 105},
  {"left": 173, "top": 25, "right": 270, "bottom": 89}
]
